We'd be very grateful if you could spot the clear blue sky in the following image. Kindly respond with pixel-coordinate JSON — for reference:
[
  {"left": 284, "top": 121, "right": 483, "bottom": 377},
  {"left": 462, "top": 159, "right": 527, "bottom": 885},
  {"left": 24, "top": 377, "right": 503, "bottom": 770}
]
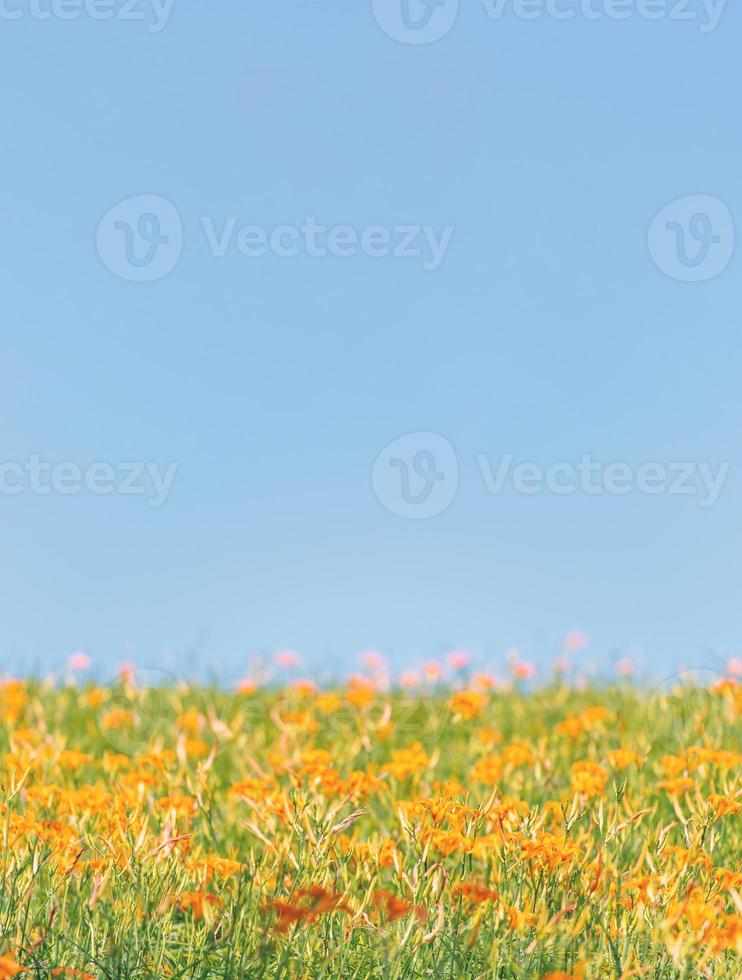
[{"left": 1, "top": 1, "right": 740, "bottom": 681}]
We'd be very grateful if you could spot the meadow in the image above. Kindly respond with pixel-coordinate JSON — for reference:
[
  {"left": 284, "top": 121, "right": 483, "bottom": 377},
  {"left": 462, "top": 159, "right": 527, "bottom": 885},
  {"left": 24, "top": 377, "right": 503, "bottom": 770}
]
[{"left": 0, "top": 670, "right": 740, "bottom": 978}]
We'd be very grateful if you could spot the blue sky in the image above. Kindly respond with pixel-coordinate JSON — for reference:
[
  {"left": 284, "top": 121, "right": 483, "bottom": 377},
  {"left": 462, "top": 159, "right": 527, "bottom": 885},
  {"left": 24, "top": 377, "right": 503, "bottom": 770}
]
[{"left": 1, "top": 1, "right": 740, "bottom": 681}]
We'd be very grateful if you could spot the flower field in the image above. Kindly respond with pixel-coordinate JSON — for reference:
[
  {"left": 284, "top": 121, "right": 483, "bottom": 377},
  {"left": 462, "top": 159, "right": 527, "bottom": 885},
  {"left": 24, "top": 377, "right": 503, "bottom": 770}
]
[{"left": 0, "top": 674, "right": 740, "bottom": 978}]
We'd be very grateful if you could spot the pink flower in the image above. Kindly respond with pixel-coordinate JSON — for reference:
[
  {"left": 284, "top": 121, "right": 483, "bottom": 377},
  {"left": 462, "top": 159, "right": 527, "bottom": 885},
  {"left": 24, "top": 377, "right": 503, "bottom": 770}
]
[
  {"left": 235, "top": 678, "right": 257, "bottom": 694},
  {"left": 553, "top": 656, "right": 570, "bottom": 674},
  {"left": 68, "top": 651, "right": 91, "bottom": 671},
  {"left": 361, "top": 650, "right": 385, "bottom": 671},
  {"left": 513, "top": 660, "right": 536, "bottom": 680},
  {"left": 117, "top": 661, "right": 136, "bottom": 683},
  {"left": 423, "top": 661, "right": 442, "bottom": 682},
  {"left": 564, "top": 631, "right": 590, "bottom": 652},
  {"left": 373, "top": 671, "right": 391, "bottom": 692},
  {"left": 399, "top": 670, "right": 420, "bottom": 689},
  {"left": 275, "top": 649, "right": 299, "bottom": 669},
  {"left": 726, "top": 657, "right": 742, "bottom": 678},
  {"left": 447, "top": 650, "right": 471, "bottom": 670},
  {"left": 616, "top": 658, "right": 635, "bottom": 677}
]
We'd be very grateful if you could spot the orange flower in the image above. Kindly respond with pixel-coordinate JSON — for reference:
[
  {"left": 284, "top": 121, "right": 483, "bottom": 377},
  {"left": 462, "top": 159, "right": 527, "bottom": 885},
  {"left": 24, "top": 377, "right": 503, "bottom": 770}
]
[
  {"left": 267, "top": 888, "right": 350, "bottom": 932},
  {"left": 501, "top": 742, "right": 534, "bottom": 768},
  {"left": 382, "top": 742, "right": 430, "bottom": 780},
  {"left": 235, "top": 679, "right": 257, "bottom": 695},
  {"left": 100, "top": 708, "right": 133, "bottom": 730},
  {"left": 555, "top": 715, "right": 585, "bottom": 739},
  {"left": 167, "top": 892, "right": 222, "bottom": 919},
  {"left": 714, "top": 868, "right": 742, "bottom": 890},
  {"left": 471, "top": 755, "right": 504, "bottom": 785},
  {"left": 708, "top": 793, "right": 740, "bottom": 817},
  {"left": 448, "top": 690, "right": 487, "bottom": 720},
  {"left": 451, "top": 881, "right": 499, "bottom": 905},
  {"left": 421, "top": 827, "right": 475, "bottom": 856},
  {"left": 570, "top": 761, "right": 608, "bottom": 798},
  {"left": 187, "top": 857, "right": 244, "bottom": 882},
  {"left": 57, "top": 750, "right": 93, "bottom": 770},
  {"left": 657, "top": 777, "right": 695, "bottom": 797},
  {"left": 270, "top": 900, "right": 306, "bottom": 933},
  {"left": 518, "top": 831, "right": 582, "bottom": 872},
  {"left": 506, "top": 906, "right": 537, "bottom": 932},
  {"left": 542, "top": 968, "right": 584, "bottom": 980},
  {"left": 606, "top": 748, "right": 642, "bottom": 770},
  {"left": 0, "top": 956, "right": 24, "bottom": 979},
  {"left": 84, "top": 688, "right": 106, "bottom": 709},
  {"left": 374, "top": 890, "right": 426, "bottom": 923},
  {"left": 346, "top": 677, "right": 376, "bottom": 707}
]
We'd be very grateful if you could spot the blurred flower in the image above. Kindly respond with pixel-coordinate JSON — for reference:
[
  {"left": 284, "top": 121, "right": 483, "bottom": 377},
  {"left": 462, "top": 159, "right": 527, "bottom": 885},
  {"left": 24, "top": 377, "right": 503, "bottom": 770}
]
[
  {"left": 168, "top": 891, "right": 222, "bottom": 919},
  {"left": 68, "top": 652, "right": 91, "bottom": 671},
  {"left": 473, "top": 672, "right": 498, "bottom": 691},
  {"left": 725, "top": 657, "right": 742, "bottom": 678},
  {"left": 291, "top": 679, "right": 316, "bottom": 696},
  {"left": 117, "top": 661, "right": 136, "bottom": 681},
  {"left": 235, "top": 678, "right": 257, "bottom": 695},
  {"left": 423, "top": 661, "right": 442, "bottom": 682},
  {"left": 513, "top": 660, "right": 535, "bottom": 680},
  {"left": 361, "top": 650, "right": 385, "bottom": 671},
  {"left": 348, "top": 673, "right": 375, "bottom": 690},
  {"left": 564, "top": 631, "right": 590, "bottom": 652},
  {"left": 372, "top": 671, "right": 391, "bottom": 692},
  {"left": 0, "top": 954, "right": 24, "bottom": 978},
  {"left": 399, "top": 670, "right": 419, "bottom": 689},
  {"left": 447, "top": 650, "right": 471, "bottom": 670},
  {"left": 553, "top": 656, "right": 570, "bottom": 674},
  {"left": 448, "top": 690, "right": 487, "bottom": 720},
  {"left": 275, "top": 649, "right": 299, "bottom": 669},
  {"left": 616, "top": 658, "right": 635, "bottom": 677}
]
